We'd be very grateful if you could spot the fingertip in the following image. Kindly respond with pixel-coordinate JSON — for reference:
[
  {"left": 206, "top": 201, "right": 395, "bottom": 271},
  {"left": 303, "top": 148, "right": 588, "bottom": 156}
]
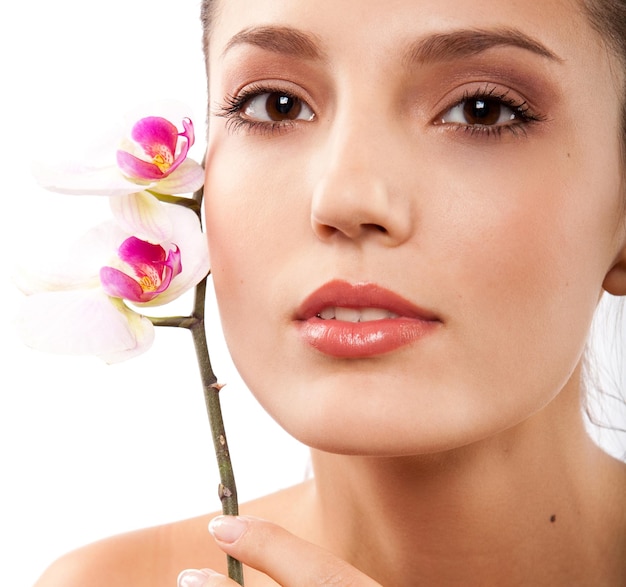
[
  {"left": 209, "top": 515, "right": 249, "bottom": 544},
  {"left": 177, "top": 568, "right": 220, "bottom": 587}
]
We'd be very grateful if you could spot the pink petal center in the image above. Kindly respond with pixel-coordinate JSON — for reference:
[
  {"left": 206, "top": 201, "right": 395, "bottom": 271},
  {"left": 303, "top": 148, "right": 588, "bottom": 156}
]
[
  {"left": 100, "top": 237, "right": 183, "bottom": 303},
  {"left": 116, "top": 116, "right": 196, "bottom": 181}
]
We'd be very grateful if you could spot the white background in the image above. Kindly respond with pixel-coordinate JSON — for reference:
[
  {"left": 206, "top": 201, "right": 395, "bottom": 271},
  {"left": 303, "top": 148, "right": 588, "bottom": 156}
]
[{"left": 0, "top": 2, "right": 625, "bottom": 586}]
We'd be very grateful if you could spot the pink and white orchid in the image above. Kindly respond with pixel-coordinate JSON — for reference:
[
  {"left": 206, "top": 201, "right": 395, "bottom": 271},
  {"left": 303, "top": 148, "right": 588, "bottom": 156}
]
[
  {"left": 100, "top": 237, "right": 183, "bottom": 303},
  {"left": 34, "top": 115, "right": 204, "bottom": 197},
  {"left": 116, "top": 116, "right": 195, "bottom": 181},
  {"left": 33, "top": 114, "right": 205, "bottom": 243},
  {"left": 17, "top": 203, "right": 209, "bottom": 363}
]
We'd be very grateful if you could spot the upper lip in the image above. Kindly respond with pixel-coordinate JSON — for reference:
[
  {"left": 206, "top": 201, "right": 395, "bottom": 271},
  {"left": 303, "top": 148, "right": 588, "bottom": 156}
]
[{"left": 295, "top": 279, "right": 440, "bottom": 322}]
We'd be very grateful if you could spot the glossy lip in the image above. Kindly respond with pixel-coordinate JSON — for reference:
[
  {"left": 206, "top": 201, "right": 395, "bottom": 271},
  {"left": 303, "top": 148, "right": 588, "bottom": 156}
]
[{"left": 295, "top": 280, "right": 441, "bottom": 358}]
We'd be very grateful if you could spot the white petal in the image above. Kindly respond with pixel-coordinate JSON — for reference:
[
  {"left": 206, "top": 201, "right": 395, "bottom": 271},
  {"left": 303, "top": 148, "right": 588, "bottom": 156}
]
[
  {"left": 12, "top": 220, "right": 126, "bottom": 295},
  {"left": 13, "top": 263, "right": 100, "bottom": 295},
  {"left": 109, "top": 192, "right": 173, "bottom": 243},
  {"left": 98, "top": 299, "right": 156, "bottom": 363},
  {"left": 32, "top": 160, "right": 148, "bottom": 197},
  {"left": 152, "top": 159, "right": 205, "bottom": 195},
  {"left": 19, "top": 289, "right": 154, "bottom": 362}
]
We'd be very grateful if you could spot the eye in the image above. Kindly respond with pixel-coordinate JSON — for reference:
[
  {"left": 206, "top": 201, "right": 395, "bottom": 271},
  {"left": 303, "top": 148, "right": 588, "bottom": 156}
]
[
  {"left": 242, "top": 91, "right": 315, "bottom": 123},
  {"left": 441, "top": 97, "right": 518, "bottom": 126},
  {"left": 434, "top": 85, "right": 543, "bottom": 136}
]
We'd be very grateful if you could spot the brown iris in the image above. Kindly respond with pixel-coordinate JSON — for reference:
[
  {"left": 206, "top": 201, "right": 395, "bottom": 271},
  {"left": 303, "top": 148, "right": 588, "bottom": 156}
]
[
  {"left": 463, "top": 98, "right": 509, "bottom": 125},
  {"left": 262, "top": 92, "right": 304, "bottom": 121}
]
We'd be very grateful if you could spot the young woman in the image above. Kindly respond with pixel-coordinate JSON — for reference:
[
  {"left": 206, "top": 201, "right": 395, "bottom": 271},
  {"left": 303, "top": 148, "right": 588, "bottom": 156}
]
[{"left": 34, "top": 0, "right": 626, "bottom": 585}]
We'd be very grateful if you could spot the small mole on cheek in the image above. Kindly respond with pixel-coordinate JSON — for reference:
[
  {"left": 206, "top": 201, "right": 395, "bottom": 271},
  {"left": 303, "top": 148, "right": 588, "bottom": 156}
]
[{"left": 550, "top": 514, "right": 557, "bottom": 523}]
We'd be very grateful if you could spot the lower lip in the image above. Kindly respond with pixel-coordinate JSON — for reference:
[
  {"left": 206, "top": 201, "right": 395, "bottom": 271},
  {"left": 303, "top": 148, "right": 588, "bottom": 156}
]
[{"left": 298, "top": 317, "right": 438, "bottom": 358}]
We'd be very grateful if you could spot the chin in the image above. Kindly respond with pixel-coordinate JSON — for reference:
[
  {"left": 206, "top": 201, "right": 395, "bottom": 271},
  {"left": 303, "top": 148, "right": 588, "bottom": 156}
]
[{"left": 270, "top": 400, "right": 518, "bottom": 458}]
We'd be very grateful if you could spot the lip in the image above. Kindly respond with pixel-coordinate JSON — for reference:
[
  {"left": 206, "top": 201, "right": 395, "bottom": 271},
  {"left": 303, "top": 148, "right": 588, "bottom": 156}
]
[{"left": 295, "top": 280, "right": 441, "bottom": 358}]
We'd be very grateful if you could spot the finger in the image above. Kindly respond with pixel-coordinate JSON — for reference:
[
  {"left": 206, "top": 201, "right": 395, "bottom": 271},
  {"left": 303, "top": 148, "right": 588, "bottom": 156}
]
[
  {"left": 177, "top": 568, "right": 235, "bottom": 587},
  {"left": 208, "top": 515, "right": 382, "bottom": 587}
]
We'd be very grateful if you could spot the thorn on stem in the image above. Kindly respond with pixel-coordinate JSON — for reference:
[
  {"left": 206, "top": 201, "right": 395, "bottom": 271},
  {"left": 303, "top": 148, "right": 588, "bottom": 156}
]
[
  {"left": 211, "top": 382, "right": 226, "bottom": 392},
  {"left": 219, "top": 483, "right": 233, "bottom": 499}
]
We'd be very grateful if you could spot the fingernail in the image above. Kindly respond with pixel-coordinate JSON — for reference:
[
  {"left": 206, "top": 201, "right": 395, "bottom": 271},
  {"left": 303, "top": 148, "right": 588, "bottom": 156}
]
[
  {"left": 209, "top": 515, "right": 247, "bottom": 543},
  {"left": 177, "top": 568, "right": 218, "bottom": 587}
]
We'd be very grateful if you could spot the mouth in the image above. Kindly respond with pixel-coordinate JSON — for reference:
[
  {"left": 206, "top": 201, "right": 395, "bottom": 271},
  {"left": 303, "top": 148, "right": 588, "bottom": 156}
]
[
  {"left": 295, "top": 280, "right": 441, "bottom": 358},
  {"left": 317, "top": 307, "right": 400, "bottom": 322}
]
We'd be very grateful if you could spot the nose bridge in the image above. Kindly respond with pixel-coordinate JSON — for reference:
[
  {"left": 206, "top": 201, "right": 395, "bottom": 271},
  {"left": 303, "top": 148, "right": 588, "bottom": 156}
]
[{"left": 311, "top": 106, "right": 413, "bottom": 244}]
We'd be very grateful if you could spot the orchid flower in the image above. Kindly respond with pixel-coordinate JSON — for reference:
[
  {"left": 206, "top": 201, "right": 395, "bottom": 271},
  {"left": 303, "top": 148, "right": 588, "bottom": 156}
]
[
  {"left": 33, "top": 115, "right": 205, "bottom": 242},
  {"left": 23, "top": 107, "right": 243, "bottom": 583},
  {"left": 34, "top": 115, "right": 204, "bottom": 197},
  {"left": 17, "top": 203, "right": 209, "bottom": 363},
  {"left": 100, "top": 237, "right": 182, "bottom": 303},
  {"left": 116, "top": 116, "right": 195, "bottom": 181}
]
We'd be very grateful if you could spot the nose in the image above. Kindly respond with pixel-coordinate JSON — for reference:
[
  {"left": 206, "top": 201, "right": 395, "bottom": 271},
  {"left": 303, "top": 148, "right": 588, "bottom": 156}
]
[{"left": 310, "top": 122, "right": 413, "bottom": 246}]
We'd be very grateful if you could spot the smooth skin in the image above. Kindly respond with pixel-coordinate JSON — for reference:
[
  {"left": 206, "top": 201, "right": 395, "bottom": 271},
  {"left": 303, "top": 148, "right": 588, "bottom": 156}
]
[{"left": 35, "top": 0, "right": 626, "bottom": 585}]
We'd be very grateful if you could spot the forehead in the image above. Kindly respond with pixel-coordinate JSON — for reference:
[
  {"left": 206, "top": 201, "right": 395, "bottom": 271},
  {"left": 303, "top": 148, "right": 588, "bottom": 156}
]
[{"left": 208, "top": 0, "right": 599, "bottom": 63}]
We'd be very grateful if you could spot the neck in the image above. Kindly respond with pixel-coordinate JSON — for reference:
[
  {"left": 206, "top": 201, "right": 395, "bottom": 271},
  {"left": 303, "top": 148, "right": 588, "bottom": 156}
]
[{"left": 308, "top": 387, "right": 626, "bottom": 585}]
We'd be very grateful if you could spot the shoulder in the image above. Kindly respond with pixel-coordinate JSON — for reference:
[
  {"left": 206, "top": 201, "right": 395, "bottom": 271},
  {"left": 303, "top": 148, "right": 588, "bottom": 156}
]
[
  {"left": 32, "top": 513, "right": 224, "bottom": 587},
  {"left": 32, "top": 481, "right": 315, "bottom": 587}
]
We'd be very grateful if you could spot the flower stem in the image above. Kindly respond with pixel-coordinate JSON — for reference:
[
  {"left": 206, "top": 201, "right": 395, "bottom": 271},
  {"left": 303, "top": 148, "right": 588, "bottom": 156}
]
[
  {"left": 148, "top": 170, "right": 244, "bottom": 583},
  {"left": 149, "top": 279, "right": 244, "bottom": 585},
  {"left": 189, "top": 279, "right": 244, "bottom": 585}
]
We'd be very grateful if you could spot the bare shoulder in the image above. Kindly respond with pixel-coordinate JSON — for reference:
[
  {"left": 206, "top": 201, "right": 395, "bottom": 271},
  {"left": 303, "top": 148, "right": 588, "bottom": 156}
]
[
  {"left": 32, "top": 481, "right": 315, "bottom": 587},
  {"left": 32, "top": 513, "right": 224, "bottom": 587}
]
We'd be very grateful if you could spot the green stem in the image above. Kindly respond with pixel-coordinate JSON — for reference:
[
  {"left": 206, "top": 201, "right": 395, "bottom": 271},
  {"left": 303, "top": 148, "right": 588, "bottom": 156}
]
[{"left": 148, "top": 191, "right": 202, "bottom": 213}]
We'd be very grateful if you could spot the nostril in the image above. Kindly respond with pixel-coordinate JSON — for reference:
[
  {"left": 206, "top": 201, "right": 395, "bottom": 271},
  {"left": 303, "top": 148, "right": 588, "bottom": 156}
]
[{"left": 365, "top": 223, "right": 388, "bottom": 234}]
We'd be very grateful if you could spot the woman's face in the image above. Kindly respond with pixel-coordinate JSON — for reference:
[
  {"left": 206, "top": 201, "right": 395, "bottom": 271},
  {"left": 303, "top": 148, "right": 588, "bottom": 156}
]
[{"left": 204, "top": 0, "right": 625, "bottom": 455}]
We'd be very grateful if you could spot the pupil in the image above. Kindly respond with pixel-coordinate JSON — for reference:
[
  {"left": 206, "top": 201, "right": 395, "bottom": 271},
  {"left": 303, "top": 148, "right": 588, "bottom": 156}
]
[{"left": 276, "top": 95, "right": 293, "bottom": 114}]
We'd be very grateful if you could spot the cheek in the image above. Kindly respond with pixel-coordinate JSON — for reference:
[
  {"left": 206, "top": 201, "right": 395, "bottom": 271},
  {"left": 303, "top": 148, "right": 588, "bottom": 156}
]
[
  {"left": 203, "top": 135, "right": 308, "bottom": 347},
  {"left": 438, "top": 142, "right": 621, "bottom": 401}
]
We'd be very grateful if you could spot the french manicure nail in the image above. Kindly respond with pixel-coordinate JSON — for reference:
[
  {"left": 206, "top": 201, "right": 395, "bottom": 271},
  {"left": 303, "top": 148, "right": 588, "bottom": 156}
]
[
  {"left": 177, "top": 568, "right": 218, "bottom": 587},
  {"left": 209, "top": 515, "right": 247, "bottom": 543}
]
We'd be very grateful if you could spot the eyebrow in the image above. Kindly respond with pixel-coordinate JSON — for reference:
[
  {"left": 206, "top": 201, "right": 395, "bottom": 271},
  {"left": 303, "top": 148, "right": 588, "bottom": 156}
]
[
  {"left": 403, "top": 27, "right": 562, "bottom": 65},
  {"left": 221, "top": 25, "right": 561, "bottom": 65},
  {"left": 222, "top": 25, "right": 326, "bottom": 60}
]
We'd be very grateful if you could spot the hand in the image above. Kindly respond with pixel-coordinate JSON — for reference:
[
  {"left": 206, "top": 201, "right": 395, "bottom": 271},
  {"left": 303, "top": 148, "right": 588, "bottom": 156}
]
[{"left": 177, "top": 515, "right": 383, "bottom": 586}]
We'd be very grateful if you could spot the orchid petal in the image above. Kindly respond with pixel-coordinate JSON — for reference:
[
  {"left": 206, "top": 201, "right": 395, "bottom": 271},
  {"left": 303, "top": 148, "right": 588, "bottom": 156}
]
[
  {"left": 14, "top": 264, "right": 101, "bottom": 296},
  {"left": 109, "top": 192, "right": 173, "bottom": 243},
  {"left": 137, "top": 205, "right": 209, "bottom": 307},
  {"left": 116, "top": 151, "right": 166, "bottom": 180},
  {"left": 150, "top": 159, "right": 205, "bottom": 195},
  {"left": 100, "top": 299, "right": 155, "bottom": 363},
  {"left": 19, "top": 289, "right": 154, "bottom": 363},
  {"left": 33, "top": 161, "right": 149, "bottom": 197},
  {"left": 132, "top": 116, "right": 179, "bottom": 156},
  {"left": 100, "top": 266, "right": 146, "bottom": 301},
  {"left": 116, "top": 116, "right": 195, "bottom": 181},
  {"left": 181, "top": 118, "right": 195, "bottom": 149},
  {"left": 13, "top": 220, "right": 127, "bottom": 295},
  {"left": 118, "top": 237, "right": 168, "bottom": 266},
  {"left": 100, "top": 237, "right": 182, "bottom": 303}
]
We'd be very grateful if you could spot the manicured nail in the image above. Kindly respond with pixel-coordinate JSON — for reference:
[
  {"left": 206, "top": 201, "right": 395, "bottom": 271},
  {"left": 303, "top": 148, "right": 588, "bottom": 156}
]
[
  {"left": 177, "top": 568, "right": 219, "bottom": 587},
  {"left": 209, "top": 515, "right": 247, "bottom": 543}
]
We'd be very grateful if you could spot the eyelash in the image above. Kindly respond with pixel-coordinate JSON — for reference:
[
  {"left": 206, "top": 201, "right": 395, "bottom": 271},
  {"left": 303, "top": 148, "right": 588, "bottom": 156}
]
[
  {"left": 215, "top": 83, "right": 308, "bottom": 136},
  {"left": 214, "top": 82, "right": 545, "bottom": 139}
]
